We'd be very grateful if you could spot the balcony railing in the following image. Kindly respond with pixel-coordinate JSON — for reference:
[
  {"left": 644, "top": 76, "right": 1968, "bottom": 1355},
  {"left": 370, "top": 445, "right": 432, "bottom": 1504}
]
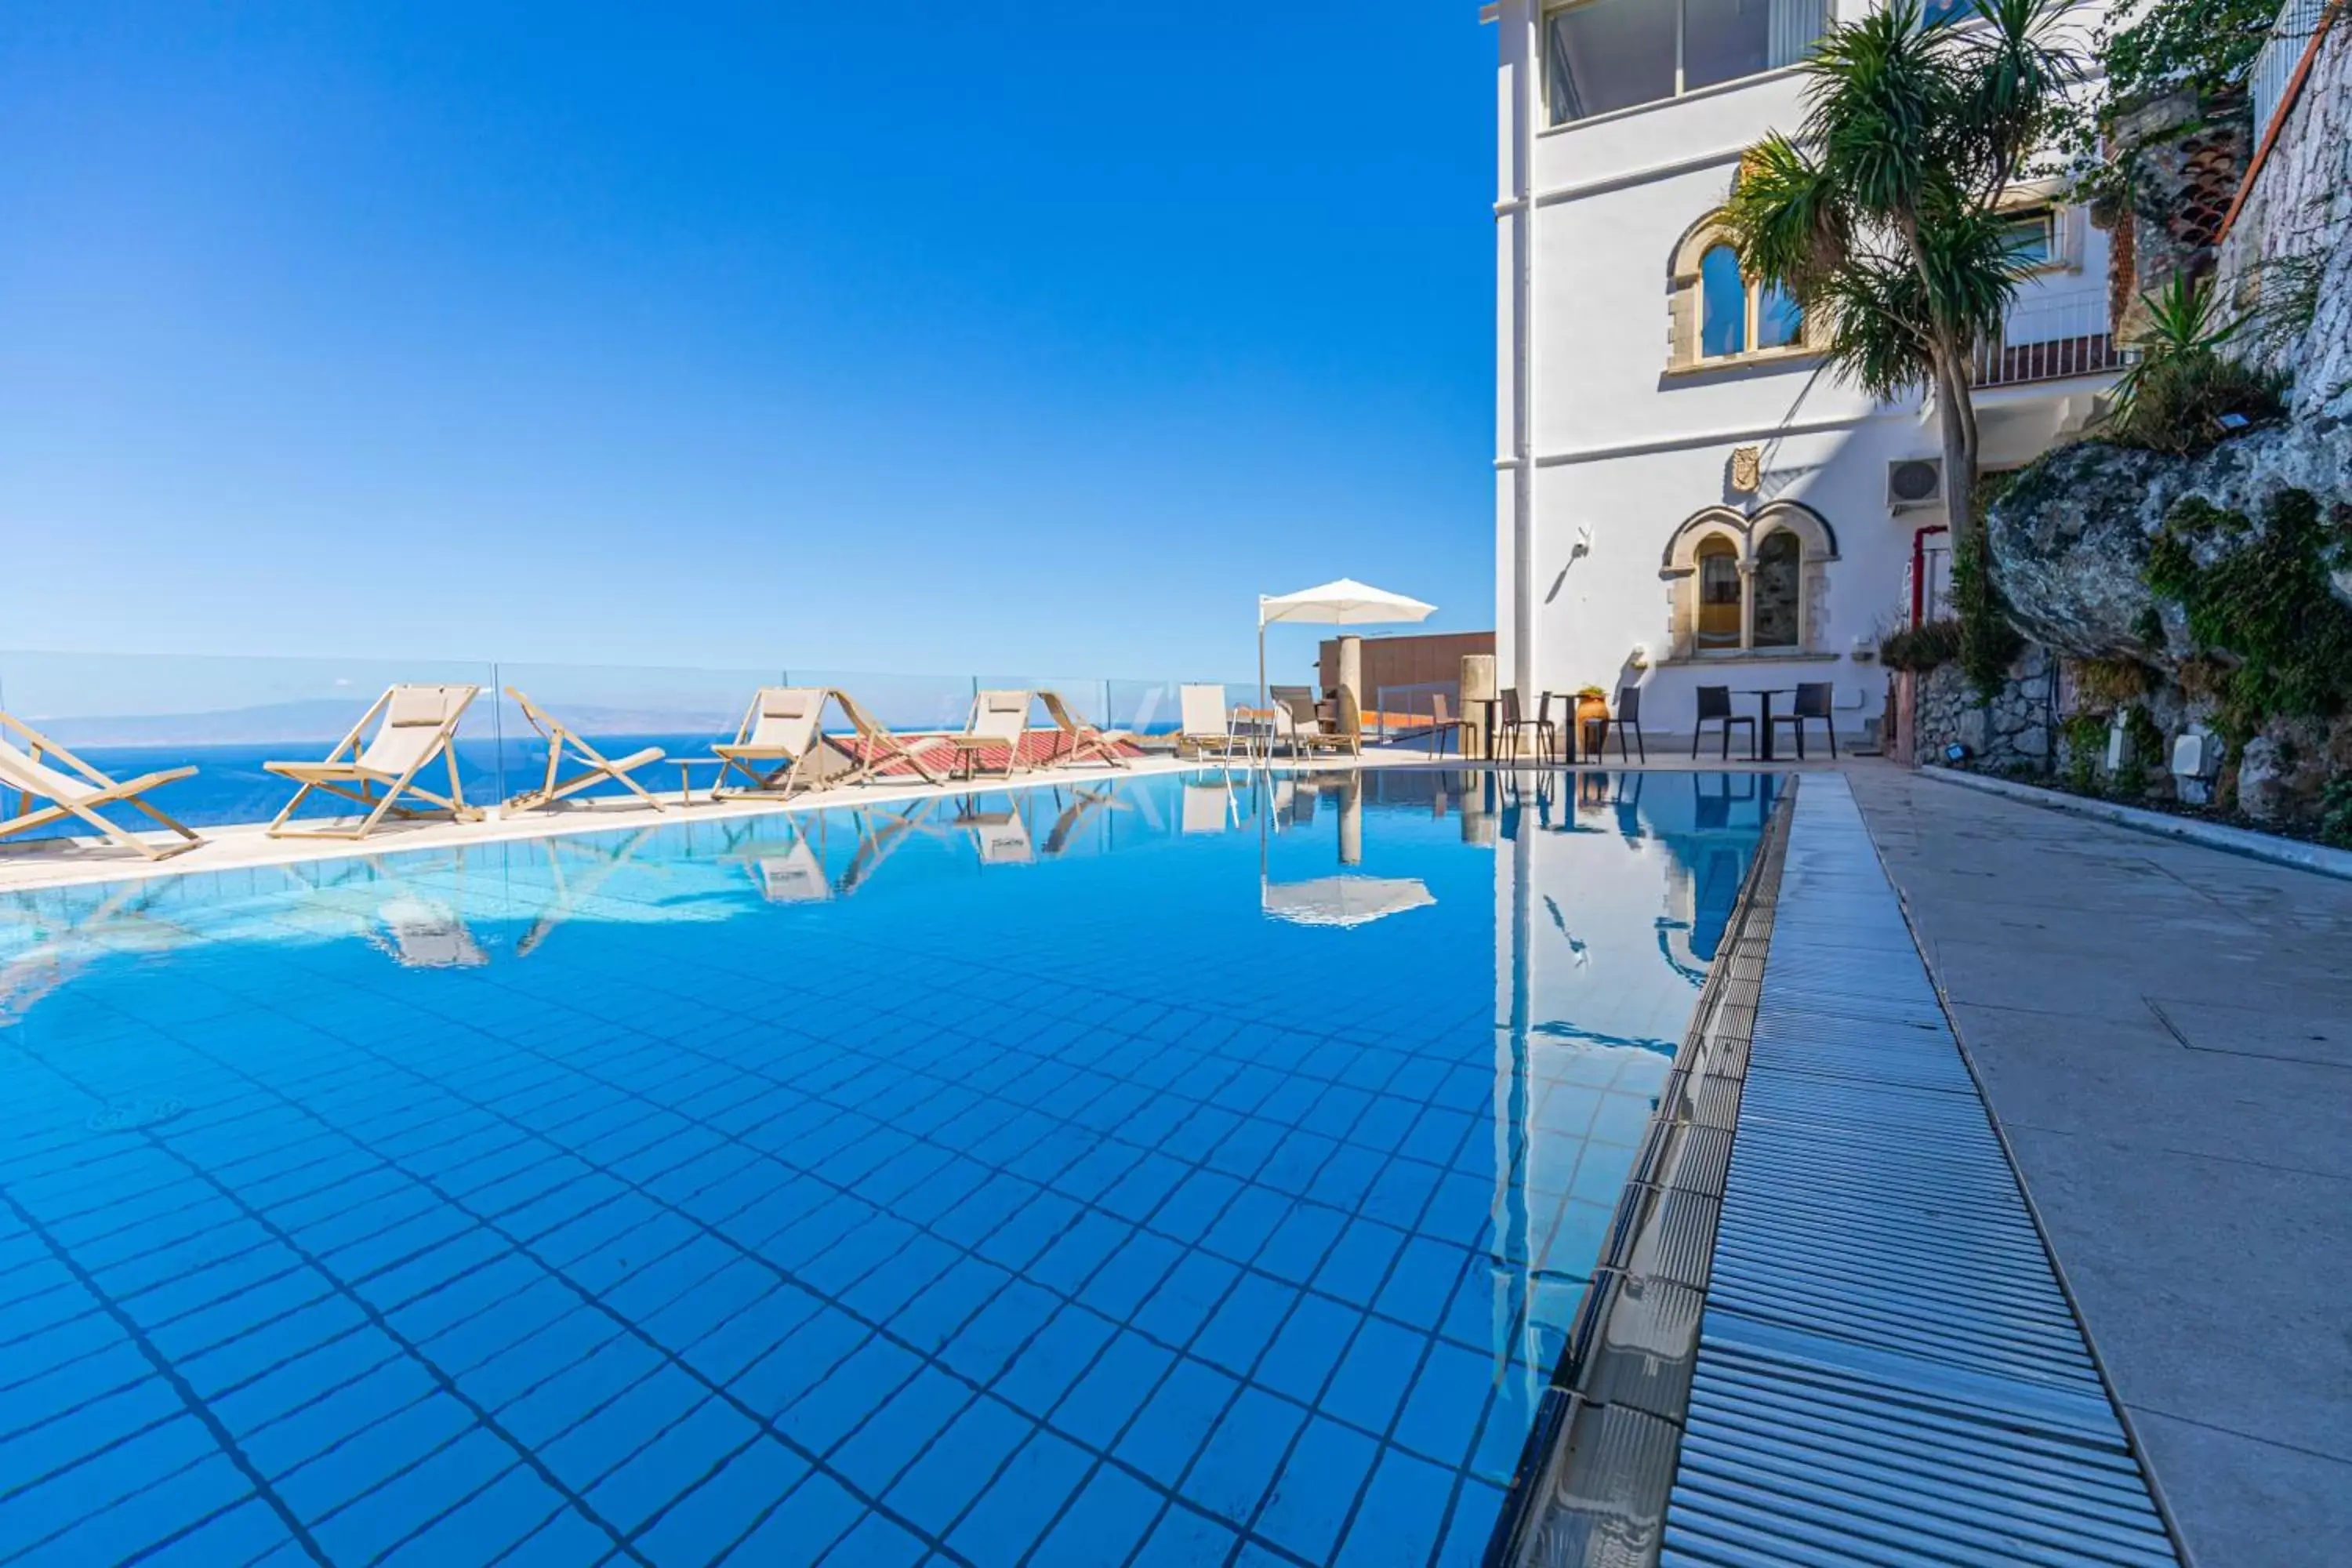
[
  {"left": 1969, "top": 290, "right": 2128, "bottom": 389},
  {"left": 2252, "top": 0, "right": 2335, "bottom": 151}
]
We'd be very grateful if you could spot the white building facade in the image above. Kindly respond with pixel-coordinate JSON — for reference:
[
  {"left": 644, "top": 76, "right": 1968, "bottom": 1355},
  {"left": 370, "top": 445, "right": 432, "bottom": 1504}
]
[{"left": 1490, "top": 0, "right": 2118, "bottom": 750}]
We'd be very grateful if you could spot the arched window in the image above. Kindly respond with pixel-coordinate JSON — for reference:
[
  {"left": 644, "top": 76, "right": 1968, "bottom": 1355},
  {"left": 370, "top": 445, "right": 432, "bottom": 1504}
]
[
  {"left": 1756, "top": 281, "right": 1804, "bottom": 350},
  {"left": 1700, "top": 247, "right": 1748, "bottom": 358},
  {"left": 1675, "top": 223, "right": 1810, "bottom": 368},
  {"left": 1751, "top": 532, "right": 1802, "bottom": 648},
  {"left": 1694, "top": 535, "right": 1743, "bottom": 649}
]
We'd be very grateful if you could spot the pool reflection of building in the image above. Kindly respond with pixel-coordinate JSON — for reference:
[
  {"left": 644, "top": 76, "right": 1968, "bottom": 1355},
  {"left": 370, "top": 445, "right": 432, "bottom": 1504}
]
[{"left": 1483, "top": 768, "right": 1781, "bottom": 1418}]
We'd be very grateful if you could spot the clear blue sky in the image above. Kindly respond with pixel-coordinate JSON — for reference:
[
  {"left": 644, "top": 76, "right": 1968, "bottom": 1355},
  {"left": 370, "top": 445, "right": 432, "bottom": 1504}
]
[{"left": 0, "top": 4, "right": 1495, "bottom": 686}]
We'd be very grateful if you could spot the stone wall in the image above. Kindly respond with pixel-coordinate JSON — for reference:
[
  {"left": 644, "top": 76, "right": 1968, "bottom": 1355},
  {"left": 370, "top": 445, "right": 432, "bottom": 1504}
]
[
  {"left": 2217, "top": 18, "right": 2352, "bottom": 419},
  {"left": 2105, "top": 87, "right": 2250, "bottom": 342},
  {"left": 1907, "top": 645, "right": 2055, "bottom": 771}
]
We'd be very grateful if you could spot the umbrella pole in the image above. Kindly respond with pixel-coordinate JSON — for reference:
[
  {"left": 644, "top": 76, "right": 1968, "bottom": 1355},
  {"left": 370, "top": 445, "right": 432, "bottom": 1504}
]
[{"left": 1257, "top": 613, "right": 1270, "bottom": 767}]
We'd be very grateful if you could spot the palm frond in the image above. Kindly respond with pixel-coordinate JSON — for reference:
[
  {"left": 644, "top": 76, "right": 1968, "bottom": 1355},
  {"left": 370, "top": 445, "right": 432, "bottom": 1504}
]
[
  {"left": 1951, "top": 0, "right": 2085, "bottom": 192},
  {"left": 1721, "top": 135, "right": 1849, "bottom": 296},
  {"left": 1812, "top": 260, "right": 1942, "bottom": 404},
  {"left": 1803, "top": 0, "right": 1961, "bottom": 220}
]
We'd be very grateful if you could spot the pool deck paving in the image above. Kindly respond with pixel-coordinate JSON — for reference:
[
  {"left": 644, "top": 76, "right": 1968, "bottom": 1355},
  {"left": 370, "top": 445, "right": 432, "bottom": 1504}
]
[{"left": 1844, "top": 761, "right": 2352, "bottom": 1568}]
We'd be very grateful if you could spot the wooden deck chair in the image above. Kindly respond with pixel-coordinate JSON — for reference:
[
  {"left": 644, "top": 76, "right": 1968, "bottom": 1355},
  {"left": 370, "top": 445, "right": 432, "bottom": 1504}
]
[
  {"left": 1177, "top": 684, "right": 1239, "bottom": 760},
  {"left": 1298, "top": 688, "right": 1364, "bottom": 758},
  {"left": 936, "top": 690, "right": 1036, "bottom": 782},
  {"left": 265, "top": 684, "right": 481, "bottom": 840},
  {"left": 1038, "top": 690, "right": 1131, "bottom": 770},
  {"left": 504, "top": 689, "right": 667, "bottom": 814},
  {"left": 831, "top": 689, "right": 952, "bottom": 788},
  {"left": 0, "top": 712, "right": 203, "bottom": 861},
  {"left": 1268, "top": 686, "right": 1327, "bottom": 759},
  {"left": 713, "top": 687, "right": 829, "bottom": 801}
]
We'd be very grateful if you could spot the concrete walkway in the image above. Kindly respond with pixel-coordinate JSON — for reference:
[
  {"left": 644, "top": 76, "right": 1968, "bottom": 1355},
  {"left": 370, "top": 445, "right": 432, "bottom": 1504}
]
[{"left": 1846, "top": 764, "right": 2352, "bottom": 1568}]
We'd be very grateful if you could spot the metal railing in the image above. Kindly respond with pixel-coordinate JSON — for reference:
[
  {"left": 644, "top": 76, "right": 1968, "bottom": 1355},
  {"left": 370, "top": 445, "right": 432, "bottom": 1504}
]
[
  {"left": 2253, "top": 0, "right": 2336, "bottom": 151},
  {"left": 1969, "top": 289, "right": 2128, "bottom": 389},
  {"left": 1371, "top": 681, "right": 1459, "bottom": 743}
]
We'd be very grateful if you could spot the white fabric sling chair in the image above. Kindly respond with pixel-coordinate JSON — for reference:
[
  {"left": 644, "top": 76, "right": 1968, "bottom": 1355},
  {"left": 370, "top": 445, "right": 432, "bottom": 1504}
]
[
  {"left": 503, "top": 688, "right": 666, "bottom": 814},
  {"left": 0, "top": 713, "right": 203, "bottom": 861},
  {"left": 264, "top": 684, "right": 482, "bottom": 840},
  {"left": 713, "top": 687, "right": 830, "bottom": 801}
]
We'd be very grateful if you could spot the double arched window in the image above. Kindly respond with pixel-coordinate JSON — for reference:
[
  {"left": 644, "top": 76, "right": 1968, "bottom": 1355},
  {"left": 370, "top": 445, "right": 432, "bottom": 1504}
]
[
  {"left": 1697, "top": 244, "right": 1803, "bottom": 361},
  {"left": 1661, "top": 504, "right": 1838, "bottom": 658}
]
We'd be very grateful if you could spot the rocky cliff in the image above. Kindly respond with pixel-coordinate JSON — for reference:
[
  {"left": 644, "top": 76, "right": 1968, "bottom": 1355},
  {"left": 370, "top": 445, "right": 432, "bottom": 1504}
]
[{"left": 1987, "top": 415, "right": 2352, "bottom": 664}]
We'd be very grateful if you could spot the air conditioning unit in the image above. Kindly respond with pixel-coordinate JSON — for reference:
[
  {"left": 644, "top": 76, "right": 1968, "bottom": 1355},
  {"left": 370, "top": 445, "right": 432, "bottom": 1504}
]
[{"left": 1886, "top": 457, "right": 1944, "bottom": 512}]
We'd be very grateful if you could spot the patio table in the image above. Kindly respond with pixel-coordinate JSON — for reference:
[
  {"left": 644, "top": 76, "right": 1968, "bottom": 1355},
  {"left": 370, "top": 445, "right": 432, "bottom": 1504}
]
[
  {"left": 674, "top": 757, "right": 730, "bottom": 804},
  {"left": 1227, "top": 708, "right": 1278, "bottom": 762},
  {"left": 1740, "top": 688, "right": 1794, "bottom": 762}
]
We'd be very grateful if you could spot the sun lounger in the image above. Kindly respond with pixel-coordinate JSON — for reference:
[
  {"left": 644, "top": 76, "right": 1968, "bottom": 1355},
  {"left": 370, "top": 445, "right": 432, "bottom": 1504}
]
[
  {"left": 1177, "top": 684, "right": 1240, "bottom": 760},
  {"left": 1269, "top": 686, "right": 1323, "bottom": 758},
  {"left": 0, "top": 713, "right": 202, "bottom": 860},
  {"left": 936, "top": 690, "right": 1036, "bottom": 782},
  {"left": 265, "top": 684, "right": 481, "bottom": 840},
  {"left": 1038, "top": 690, "right": 1131, "bottom": 770},
  {"left": 1297, "top": 688, "right": 1364, "bottom": 758},
  {"left": 831, "top": 691, "right": 953, "bottom": 788},
  {"left": 503, "top": 689, "right": 667, "bottom": 814},
  {"left": 713, "top": 687, "right": 830, "bottom": 801}
]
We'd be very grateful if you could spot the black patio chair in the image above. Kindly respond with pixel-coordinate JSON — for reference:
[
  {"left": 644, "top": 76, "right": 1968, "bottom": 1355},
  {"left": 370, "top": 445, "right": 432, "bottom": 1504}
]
[
  {"left": 1497, "top": 688, "right": 1555, "bottom": 762},
  {"left": 1608, "top": 686, "right": 1647, "bottom": 764},
  {"left": 1693, "top": 685, "right": 1756, "bottom": 760},
  {"left": 1771, "top": 681, "right": 1838, "bottom": 760}
]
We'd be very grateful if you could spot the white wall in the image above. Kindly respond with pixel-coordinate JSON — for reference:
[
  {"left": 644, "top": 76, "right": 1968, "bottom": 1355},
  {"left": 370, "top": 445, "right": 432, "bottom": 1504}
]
[{"left": 1493, "top": 0, "right": 2118, "bottom": 743}]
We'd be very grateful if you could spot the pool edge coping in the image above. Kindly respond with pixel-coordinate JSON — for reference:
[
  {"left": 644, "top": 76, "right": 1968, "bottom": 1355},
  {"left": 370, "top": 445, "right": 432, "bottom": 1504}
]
[{"left": 1480, "top": 776, "right": 1796, "bottom": 1566}]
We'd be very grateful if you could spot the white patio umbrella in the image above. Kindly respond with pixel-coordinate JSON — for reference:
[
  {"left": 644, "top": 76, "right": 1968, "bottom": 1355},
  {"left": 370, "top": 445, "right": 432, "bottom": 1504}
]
[{"left": 1257, "top": 578, "right": 1437, "bottom": 724}]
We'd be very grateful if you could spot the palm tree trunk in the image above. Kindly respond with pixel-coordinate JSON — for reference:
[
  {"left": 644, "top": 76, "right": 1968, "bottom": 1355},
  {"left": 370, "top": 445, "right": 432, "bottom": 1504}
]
[{"left": 1933, "top": 344, "right": 1979, "bottom": 547}]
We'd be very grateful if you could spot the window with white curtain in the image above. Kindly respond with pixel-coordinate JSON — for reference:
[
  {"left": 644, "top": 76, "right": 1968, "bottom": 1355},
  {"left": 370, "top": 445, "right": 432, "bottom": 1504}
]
[{"left": 1545, "top": 0, "right": 1828, "bottom": 125}]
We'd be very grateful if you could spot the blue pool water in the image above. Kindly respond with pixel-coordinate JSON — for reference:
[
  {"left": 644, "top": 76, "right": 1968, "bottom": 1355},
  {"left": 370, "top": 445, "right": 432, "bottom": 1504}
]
[{"left": 0, "top": 768, "right": 1777, "bottom": 1567}]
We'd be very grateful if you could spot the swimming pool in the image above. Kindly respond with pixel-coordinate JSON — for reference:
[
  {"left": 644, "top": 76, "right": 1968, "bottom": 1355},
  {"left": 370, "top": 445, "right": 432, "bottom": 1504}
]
[{"left": 0, "top": 768, "right": 1777, "bottom": 1567}]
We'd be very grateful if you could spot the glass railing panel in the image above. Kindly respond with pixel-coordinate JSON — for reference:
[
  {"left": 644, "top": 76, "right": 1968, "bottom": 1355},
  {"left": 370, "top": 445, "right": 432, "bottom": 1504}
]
[
  {"left": 0, "top": 650, "right": 499, "bottom": 831},
  {"left": 788, "top": 670, "right": 977, "bottom": 736},
  {"left": 488, "top": 661, "right": 782, "bottom": 808}
]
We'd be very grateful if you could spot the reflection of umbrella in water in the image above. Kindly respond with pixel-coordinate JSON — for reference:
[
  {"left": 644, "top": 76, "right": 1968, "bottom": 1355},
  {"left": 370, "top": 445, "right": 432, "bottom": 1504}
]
[{"left": 1261, "top": 875, "right": 1435, "bottom": 929}]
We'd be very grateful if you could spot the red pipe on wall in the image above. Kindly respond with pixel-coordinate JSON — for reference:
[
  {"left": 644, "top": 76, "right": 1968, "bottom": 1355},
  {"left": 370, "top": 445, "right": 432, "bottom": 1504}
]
[{"left": 1911, "top": 523, "right": 1950, "bottom": 626}]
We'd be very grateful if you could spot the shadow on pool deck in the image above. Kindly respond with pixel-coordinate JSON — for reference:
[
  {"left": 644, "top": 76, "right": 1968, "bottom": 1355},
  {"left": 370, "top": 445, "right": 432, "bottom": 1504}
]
[{"left": 1847, "top": 761, "right": 2352, "bottom": 1568}]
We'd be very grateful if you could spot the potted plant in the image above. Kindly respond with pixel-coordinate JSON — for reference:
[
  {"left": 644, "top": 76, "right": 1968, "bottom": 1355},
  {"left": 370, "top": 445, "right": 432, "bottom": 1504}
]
[{"left": 1573, "top": 685, "right": 1611, "bottom": 730}]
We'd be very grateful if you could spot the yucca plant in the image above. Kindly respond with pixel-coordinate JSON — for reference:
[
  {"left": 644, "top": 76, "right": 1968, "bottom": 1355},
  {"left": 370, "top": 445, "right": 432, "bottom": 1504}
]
[
  {"left": 1721, "top": 0, "right": 2083, "bottom": 554},
  {"left": 2105, "top": 273, "right": 2284, "bottom": 452}
]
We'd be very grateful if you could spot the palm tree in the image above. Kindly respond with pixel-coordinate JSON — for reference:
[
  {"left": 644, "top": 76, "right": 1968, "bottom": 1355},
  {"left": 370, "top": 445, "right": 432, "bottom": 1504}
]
[{"left": 1721, "top": 0, "right": 2081, "bottom": 550}]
